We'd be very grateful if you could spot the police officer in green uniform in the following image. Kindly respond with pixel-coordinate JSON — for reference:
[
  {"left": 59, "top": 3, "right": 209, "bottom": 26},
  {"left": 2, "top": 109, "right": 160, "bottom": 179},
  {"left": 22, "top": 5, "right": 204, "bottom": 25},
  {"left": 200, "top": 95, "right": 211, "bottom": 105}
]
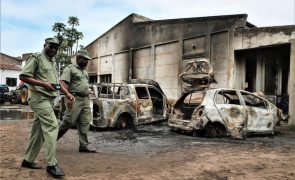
[
  {"left": 57, "top": 49, "right": 96, "bottom": 153},
  {"left": 20, "top": 37, "right": 75, "bottom": 178}
]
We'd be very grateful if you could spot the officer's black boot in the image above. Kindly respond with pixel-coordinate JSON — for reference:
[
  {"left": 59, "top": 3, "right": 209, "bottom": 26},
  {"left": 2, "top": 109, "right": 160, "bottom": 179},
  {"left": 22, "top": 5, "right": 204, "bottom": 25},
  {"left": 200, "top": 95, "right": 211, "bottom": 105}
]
[{"left": 47, "top": 164, "right": 65, "bottom": 178}]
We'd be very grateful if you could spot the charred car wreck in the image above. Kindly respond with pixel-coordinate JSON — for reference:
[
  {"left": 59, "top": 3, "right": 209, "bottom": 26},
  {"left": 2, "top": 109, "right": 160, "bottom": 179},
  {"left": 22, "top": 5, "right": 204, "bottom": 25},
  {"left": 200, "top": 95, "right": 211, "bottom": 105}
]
[
  {"left": 90, "top": 79, "right": 168, "bottom": 129},
  {"left": 168, "top": 59, "right": 282, "bottom": 139}
]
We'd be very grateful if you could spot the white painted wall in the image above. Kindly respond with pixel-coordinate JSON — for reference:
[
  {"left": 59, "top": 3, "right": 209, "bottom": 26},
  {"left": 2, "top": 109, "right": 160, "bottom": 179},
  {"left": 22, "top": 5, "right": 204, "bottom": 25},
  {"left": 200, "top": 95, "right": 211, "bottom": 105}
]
[
  {"left": 114, "top": 52, "right": 129, "bottom": 83},
  {"left": 0, "top": 69, "right": 21, "bottom": 91},
  {"left": 155, "top": 42, "right": 180, "bottom": 100}
]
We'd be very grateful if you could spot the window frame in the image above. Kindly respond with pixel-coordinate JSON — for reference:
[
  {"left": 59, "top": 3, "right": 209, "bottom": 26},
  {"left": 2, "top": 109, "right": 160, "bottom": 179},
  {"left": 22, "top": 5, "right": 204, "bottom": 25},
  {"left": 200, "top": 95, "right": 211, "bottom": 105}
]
[{"left": 6, "top": 77, "right": 17, "bottom": 87}]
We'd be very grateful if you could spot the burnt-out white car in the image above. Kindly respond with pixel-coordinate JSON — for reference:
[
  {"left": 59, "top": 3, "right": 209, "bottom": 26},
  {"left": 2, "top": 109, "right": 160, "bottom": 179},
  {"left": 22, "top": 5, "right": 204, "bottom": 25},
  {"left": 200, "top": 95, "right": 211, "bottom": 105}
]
[
  {"left": 89, "top": 80, "right": 168, "bottom": 129},
  {"left": 168, "top": 88, "right": 282, "bottom": 139}
]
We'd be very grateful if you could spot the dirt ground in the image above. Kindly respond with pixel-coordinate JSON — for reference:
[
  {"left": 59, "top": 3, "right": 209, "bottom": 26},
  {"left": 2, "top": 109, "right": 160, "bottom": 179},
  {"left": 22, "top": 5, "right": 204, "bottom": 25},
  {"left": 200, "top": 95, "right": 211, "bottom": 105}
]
[{"left": 0, "top": 118, "right": 295, "bottom": 180}]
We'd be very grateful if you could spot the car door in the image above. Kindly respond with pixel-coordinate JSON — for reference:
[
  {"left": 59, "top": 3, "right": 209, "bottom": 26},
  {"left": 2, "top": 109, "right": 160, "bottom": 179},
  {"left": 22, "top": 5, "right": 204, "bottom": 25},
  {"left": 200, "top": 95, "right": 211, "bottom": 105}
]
[
  {"left": 147, "top": 87, "right": 166, "bottom": 121},
  {"left": 214, "top": 90, "right": 248, "bottom": 131},
  {"left": 134, "top": 86, "right": 153, "bottom": 124},
  {"left": 240, "top": 91, "right": 274, "bottom": 133}
]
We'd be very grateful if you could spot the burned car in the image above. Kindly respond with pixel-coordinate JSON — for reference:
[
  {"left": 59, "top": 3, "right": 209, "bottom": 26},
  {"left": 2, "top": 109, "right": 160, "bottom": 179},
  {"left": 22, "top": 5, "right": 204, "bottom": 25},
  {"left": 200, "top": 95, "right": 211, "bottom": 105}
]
[
  {"left": 90, "top": 79, "right": 168, "bottom": 129},
  {"left": 168, "top": 88, "right": 282, "bottom": 139},
  {"left": 168, "top": 59, "right": 282, "bottom": 139}
]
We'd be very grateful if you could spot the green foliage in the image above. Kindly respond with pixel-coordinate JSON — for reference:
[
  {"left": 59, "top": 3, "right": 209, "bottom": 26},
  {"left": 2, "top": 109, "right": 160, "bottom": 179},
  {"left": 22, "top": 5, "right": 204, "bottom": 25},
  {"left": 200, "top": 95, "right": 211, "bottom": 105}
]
[{"left": 52, "top": 16, "right": 84, "bottom": 73}]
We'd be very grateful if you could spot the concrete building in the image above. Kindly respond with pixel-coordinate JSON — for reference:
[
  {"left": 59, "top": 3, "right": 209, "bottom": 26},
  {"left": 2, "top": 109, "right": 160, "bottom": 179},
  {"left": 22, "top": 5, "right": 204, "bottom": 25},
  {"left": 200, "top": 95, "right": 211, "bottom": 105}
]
[
  {"left": 83, "top": 13, "right": 295, "bottom": 125},
  {"left": 0, "top": 53, "right": 22, "bottom": 90}
]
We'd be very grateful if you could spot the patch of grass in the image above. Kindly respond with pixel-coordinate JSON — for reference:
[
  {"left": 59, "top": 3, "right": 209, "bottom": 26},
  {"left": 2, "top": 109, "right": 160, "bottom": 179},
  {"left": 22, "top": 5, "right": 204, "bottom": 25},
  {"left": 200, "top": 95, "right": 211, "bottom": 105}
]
[{"left": 287, "top": 124, "right": 295, "bottom": 131}]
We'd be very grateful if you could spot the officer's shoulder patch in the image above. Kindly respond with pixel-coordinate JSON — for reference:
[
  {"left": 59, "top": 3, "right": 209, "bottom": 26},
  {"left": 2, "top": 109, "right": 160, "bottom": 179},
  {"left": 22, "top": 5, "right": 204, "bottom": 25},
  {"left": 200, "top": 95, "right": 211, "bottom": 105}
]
[
  {"left": 26, "top": 52, "right": 40, "bottom": 63},
  {"left": 31, "top": 52, "right": 41, "bottom": 58},
  {"left": 67, "top": 64, "right": 76, "bottom": 69}
]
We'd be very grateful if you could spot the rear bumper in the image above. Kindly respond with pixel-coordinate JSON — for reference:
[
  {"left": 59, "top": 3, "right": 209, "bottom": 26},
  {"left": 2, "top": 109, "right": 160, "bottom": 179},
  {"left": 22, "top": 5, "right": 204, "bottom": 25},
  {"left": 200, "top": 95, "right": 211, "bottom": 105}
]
[{"left": 168, "top": 119, "right": 194, "bottom": 131}]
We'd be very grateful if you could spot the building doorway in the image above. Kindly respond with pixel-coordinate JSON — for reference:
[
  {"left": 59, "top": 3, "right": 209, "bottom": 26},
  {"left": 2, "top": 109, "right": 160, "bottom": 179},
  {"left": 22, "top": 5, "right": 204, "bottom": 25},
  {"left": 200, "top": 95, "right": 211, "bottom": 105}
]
[
  {"left": 245, "top": 53, "right": 256, "bottom": 92},
  {"left": 235, "top": 44, "right": 290, "bottom": 103}
]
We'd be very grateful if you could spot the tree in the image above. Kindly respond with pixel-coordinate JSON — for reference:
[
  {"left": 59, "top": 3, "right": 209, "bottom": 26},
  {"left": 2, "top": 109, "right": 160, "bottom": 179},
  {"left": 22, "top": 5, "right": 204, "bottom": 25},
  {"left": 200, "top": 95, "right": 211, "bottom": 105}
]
[
  {"left": 67, "top": 16, "right": 82, "bottom": 55},
  {"left": 52, "top": 22, "right": 66, "bottom": 44},
  {"left": 75, "top": 31, "right": 83, "bottom": 53},
  {"left": 51, "top": 16, "right": 84, "bottom": 72},
  {"left": 68, "top": 16, "right": 79, "bottom": 29}
]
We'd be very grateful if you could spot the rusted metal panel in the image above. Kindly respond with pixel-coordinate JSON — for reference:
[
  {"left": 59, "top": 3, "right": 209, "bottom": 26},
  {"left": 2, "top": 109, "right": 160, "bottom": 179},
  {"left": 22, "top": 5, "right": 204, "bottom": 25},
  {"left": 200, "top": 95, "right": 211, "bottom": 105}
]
[
  {"left": 216, "top": 104, "right": 247, "bottom": 129},
  {"left": 246, "top": 106, "right": 275, "bottom": 133}
]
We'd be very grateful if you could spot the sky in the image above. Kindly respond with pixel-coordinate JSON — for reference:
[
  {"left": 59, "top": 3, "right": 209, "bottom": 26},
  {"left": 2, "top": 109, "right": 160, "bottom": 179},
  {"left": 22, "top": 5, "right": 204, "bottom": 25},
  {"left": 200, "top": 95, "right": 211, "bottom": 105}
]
[{"left": 1, "top": 0, "right": 295, "bottom": 57}]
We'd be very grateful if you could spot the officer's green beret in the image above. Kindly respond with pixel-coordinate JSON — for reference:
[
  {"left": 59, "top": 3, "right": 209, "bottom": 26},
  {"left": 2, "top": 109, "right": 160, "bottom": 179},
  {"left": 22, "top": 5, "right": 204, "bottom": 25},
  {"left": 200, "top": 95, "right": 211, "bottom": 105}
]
[
  {"left": 76, "top": 49, "right": 91, "bottom": 60},
  {"left": 45, "top": 37, "right": 60, "bottom": 45}
]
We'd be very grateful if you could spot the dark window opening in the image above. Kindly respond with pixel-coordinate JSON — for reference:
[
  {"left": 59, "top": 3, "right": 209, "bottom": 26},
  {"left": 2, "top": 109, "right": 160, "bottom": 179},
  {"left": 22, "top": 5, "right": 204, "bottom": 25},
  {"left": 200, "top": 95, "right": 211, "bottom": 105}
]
[
  {"left": 117, "top": 86, "right": 129, "bottom": 99},
  {"left": 135, "top": 87, "right": 149, "bottom": 99},
  {"left": 100, "top": 74, "right": 111, "bottom": 83},
  {"left": 89, "top": 76, "right": 98, "bottom": 84},
  {"left": 97, "top": 84, "right": 130, "bottom": 99},
  {"left": 215, "top": 91, "right": 241, "bottom": 105},
  {"left": 99, "top": 86, "right": 112, "bottom": 95},
  {"left": 241, "top": 92, "right": 267, "bottom": 109},
  {"left": 6, "top": 78, "right": 17, "bottom": 87}
]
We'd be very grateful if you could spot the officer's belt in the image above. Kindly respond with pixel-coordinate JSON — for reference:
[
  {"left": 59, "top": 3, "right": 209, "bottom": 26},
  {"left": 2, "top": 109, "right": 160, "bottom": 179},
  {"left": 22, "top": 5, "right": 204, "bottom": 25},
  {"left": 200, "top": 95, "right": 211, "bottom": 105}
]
[
  {"left": 71, "top": 92, "right": 88, "bottom": 97},
  {"left": 29, "top": 89, "right": 55, "bottom": 99}
]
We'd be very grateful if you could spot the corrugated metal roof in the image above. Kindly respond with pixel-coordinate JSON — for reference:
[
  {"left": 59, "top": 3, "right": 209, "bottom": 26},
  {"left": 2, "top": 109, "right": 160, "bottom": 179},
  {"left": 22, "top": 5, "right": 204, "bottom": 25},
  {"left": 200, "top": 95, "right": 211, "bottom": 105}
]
[{"left": 0, "top": 63, "right": 22, "bottom": 71}]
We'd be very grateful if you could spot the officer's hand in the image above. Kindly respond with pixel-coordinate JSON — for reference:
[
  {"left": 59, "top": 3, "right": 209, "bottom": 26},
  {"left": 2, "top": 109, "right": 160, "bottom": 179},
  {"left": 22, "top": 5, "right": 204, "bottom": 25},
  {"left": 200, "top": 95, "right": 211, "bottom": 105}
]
[
  {"left": 67, "top": 99, "right": 74, "bottom": 109},
  {"left": 43, "top": 82, "right": 55, "bottom": 91},
  {"left": 66, "top": 93, "right": 75, "bottom": 102}
]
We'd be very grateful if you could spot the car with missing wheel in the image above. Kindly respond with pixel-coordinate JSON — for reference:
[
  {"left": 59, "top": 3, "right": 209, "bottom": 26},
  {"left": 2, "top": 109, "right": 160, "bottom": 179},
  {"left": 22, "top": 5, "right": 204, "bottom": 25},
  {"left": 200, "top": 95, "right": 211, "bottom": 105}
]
[
  {"left": 89, "top": 79, "right": 169, "bottom": 129},
  {"left": 168, "top": 88, "right": 283, "bottom": 139},
  {"left": 168, "top": 59, "right": 283, "bottom": 139}
]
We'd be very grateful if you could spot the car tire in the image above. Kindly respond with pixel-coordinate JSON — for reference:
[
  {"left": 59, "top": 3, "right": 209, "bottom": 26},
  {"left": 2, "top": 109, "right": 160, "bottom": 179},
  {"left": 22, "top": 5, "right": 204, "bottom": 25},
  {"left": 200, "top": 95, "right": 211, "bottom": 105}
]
[
  {"left": 206, "top": 124, "right": 226, "bottom": 138},
  {"left": 116, "top": 115, "right": 128, "bottom": 129}
]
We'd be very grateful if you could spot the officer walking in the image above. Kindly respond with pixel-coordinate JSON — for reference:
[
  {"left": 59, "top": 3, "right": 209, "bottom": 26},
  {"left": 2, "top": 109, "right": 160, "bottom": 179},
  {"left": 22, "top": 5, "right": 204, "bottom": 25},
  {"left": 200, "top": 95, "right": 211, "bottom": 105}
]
[
  {"left": 57, "top": 49, "right": 96, "bottom": 153},
  {"left": 20, "top": 37, "right": 75, "bottom": 178}
]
